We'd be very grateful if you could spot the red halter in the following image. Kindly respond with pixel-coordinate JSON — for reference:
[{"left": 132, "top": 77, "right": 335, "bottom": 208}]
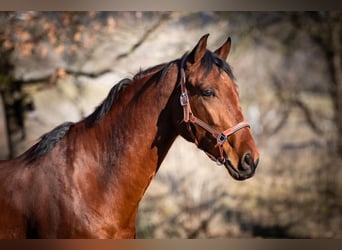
[{"left": 179, "top": 54, "right": 250, "bottom": 165}]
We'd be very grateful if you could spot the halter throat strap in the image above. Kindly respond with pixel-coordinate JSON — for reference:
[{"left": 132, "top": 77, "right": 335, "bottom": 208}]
[{"left": 179, "top": 54, "right": 250, "bottom": 164}]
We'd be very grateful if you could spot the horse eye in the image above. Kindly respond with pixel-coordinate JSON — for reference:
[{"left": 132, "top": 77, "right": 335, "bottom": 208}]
[{"left": 202, "top": 88, "right": 216, "bottom": 97}]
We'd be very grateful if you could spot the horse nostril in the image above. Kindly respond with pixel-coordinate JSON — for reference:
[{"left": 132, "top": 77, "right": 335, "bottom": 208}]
[
  {"left": 244, "top": 153, "right": 253, "bottom": 166},
  {"left": 239, "top": 153, "right": 255, "bottom": 171}
]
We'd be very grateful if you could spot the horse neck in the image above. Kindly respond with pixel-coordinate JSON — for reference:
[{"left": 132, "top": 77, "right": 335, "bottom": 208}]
[
  {"left": 103, "top": 66, "right": 179, "bottom": 166},
  {"left": 81, "top": 63, "right": 180, "bottom": 221}
]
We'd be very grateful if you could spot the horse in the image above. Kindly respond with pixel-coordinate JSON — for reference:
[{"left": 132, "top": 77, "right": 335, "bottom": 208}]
[{"left": 0, "top": 34, "right": 259, "bottom": 238}]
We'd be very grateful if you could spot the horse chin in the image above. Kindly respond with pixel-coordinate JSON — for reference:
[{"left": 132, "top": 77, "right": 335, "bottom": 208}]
[{"left": 223, "top": 159, "right": 255, "bottom": 181}]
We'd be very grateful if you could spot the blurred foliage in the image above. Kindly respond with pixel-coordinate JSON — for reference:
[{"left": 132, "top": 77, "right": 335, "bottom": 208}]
[
  {"left": 0, "top": 12, "right": 341, "bottom": 238},
  {"left": 1, "top": 12, "right": 135, "bottom": 59}
]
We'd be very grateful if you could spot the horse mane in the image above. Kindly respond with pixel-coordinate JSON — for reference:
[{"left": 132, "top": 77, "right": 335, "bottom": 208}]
[
  {"left": 23, "top": 51, "right": 228, "bottom": 162},
  {"left": 24, "top": 62, "right": 174, "bottom": 162},
  {"left": 84, "top": 78, "right": 131, "bottom": 127},
  {"left": 133, "top": 63, "right": 169, "bottom": 81},
  {"left": 85, "top": 62, "right": 175, "bottom": 127},
  {"left": 26, "top": 121, "right": 74, "bottom": 162},
  {"left": 25, "top": 78, "right": 131, "bottom": 162}
]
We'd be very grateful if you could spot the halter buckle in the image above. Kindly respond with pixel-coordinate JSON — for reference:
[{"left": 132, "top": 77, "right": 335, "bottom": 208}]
[
  {"left": 216, "top": 158, "right": 225, "bottom": 166},
  {"left": 180, "top": 93, "right": 189, "bottom": 106},
  {"left": 217, "top": 133, "right": 227, "bottom": 145}
]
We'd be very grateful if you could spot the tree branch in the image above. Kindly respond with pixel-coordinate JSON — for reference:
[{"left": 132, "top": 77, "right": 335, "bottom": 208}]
[{"left": 115, "top": 13, "right": 171, "bottom": 60}]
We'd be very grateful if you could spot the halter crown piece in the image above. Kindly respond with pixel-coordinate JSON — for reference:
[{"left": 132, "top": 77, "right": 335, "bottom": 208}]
[{"left": 179, "top": 54, "right": 250, "bottom": 165}]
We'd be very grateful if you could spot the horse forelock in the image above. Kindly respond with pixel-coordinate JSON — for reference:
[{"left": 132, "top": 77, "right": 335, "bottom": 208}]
[{"left": 201, "top": 50, "right": 235, "bottom": 80}]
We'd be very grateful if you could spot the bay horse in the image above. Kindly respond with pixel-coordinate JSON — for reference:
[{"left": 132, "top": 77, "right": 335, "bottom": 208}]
[{"left": 0, "top": 34, "right": 259, "bottom": 238}]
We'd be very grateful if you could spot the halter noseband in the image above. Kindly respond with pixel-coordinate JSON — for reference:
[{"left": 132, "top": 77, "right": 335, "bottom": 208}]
[{"left": 179, "top": 54, "right": 250, "bottom": 165}]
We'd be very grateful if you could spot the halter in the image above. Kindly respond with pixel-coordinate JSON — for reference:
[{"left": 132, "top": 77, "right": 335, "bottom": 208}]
[{"left": 179, "top": 54, "right": 250, "bottom": 165}]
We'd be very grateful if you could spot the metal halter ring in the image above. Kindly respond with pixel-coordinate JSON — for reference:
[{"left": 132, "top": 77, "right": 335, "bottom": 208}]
[
  {"left": 215, "top": 157, "right": 225, "bottom": 166},
  {"left": 217, "top": 133, "right": 227, "bottom": 145},
  {"left": 180, "top": 93, "right": 189, "bottom": 106}
]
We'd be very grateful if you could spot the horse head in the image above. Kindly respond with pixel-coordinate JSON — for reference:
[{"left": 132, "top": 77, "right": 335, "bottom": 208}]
[{"left": 175, "top": 34, "right": 259, "bottom": 180}]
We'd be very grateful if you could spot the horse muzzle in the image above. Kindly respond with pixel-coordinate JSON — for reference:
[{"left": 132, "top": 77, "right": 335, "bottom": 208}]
[{"left": 224, "top": 153, "right": 259, "bottom": 181}]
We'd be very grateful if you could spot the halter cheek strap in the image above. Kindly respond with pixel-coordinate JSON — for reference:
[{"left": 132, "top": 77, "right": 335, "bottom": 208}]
[{"left": 179, "top": 54, "right": 250, "bottom": 165}]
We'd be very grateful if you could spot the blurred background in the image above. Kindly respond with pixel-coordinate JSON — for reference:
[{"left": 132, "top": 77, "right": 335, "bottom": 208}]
[{"left": 0, "top": 11, "right": 341, "bottom": 238}]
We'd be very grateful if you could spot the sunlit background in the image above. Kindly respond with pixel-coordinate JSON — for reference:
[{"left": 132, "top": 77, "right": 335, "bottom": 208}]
[{"left": 0, "top": 12, "right": 341, "bottom": 238}]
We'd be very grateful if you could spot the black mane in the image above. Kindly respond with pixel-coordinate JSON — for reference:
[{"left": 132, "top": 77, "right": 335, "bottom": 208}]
[
  {"left": 201, "top": 50, "right": 235, "bottom": 80},
  {"left": 84, "top": 78, "right": 131, "bottom": 127},
  {"left": 133, "top": 63, "right": 168, "bottom": 81},
  {"left": 25, "top": 78, "right": 131, "bottom": 162},
  {"left": 24, "top": 62, "right": 175, "bottom": 162},
  {"left": 26, "top": 121, "right": 74, "bottom": 162},
  {"left": 24, "top": 51, "right": 228, "bottom": 162}
]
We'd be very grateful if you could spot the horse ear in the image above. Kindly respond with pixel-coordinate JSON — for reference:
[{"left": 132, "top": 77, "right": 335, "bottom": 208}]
[
  {"left": 187, "top": 33, "right": 209, "bottom": 65},
  {"left": 214, "top": 37, "right": 231, "bottom": 60}
]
